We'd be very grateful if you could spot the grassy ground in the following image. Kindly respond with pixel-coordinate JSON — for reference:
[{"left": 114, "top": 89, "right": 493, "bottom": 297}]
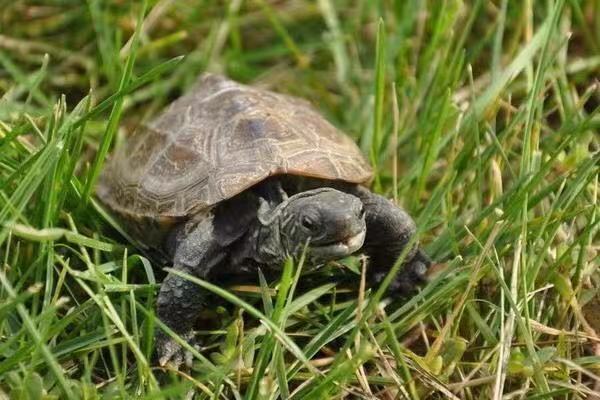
[{"left": 1, "top": 0, "right": 599, "bottom": 398}]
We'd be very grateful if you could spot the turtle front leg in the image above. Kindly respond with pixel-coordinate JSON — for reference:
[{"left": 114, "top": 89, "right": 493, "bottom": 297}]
[
  {"left": 155, "top": 216, "right": 226, "bottom": 368},
  {"left": 348, "top": 186, "right": 431, "bottom": 296},
  {"left": 156, "top": 272, "right": 208, "bottom": 367}
]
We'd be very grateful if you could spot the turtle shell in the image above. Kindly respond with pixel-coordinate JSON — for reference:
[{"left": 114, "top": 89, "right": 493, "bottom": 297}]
[{"left": 97, "top": 73, "right": 372, "bottom": 221}]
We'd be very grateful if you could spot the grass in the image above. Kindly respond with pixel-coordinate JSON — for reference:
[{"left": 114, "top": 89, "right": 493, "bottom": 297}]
[{"left": 0, "top": 0, "right": 599, "bottom": 398}]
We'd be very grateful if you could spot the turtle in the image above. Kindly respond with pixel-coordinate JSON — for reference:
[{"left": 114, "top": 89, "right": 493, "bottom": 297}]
[{"left": 97, "top": 73, "right": 431, "bottom": 367}]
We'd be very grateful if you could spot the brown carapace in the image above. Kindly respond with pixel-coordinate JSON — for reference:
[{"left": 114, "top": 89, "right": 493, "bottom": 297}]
[{"left": 97, "top": 74, "right": 372, "bottom": 221}]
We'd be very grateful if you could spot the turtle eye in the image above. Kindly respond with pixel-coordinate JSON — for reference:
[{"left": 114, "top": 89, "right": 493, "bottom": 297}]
[{"left": 301, "top": 215, "right": 316, "bottom": 231}]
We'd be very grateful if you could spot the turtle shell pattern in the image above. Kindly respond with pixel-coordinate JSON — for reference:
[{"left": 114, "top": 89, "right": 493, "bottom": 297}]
[{"left": 97, "top": 73, "right": 372, "bottom": 220}]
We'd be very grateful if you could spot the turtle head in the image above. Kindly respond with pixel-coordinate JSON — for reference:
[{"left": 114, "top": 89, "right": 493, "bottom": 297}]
[{"left": 260, "top": 188, "right": 367, "bottom": 263}]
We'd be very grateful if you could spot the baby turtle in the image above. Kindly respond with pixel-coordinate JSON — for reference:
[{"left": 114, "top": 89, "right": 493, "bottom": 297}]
[{"left": 97, "top": 73, "right": 430, "bottom": 367}]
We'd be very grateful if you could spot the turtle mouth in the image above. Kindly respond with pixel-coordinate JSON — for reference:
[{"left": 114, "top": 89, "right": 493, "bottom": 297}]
[{"left": 310, "top": 230, "right": 366, "bottom": 259}]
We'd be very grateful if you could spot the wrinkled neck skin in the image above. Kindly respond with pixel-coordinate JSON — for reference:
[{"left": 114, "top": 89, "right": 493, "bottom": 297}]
[
  {"left": 226, "top": 190, "right": 295, "bottom": 270},
  {"left": 252, "top": 197, "right": 295, "bottom": 268}
]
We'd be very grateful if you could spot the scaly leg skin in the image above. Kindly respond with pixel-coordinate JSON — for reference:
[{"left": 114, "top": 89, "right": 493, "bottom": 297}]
[
  {"left": 155, "top": 273, "right": 206, "bottom": 367},
  {"left": 155, "top": 216, "right": 226, "bottom": 368},
  {"left": 349, "top": 186, "right": 431, "bottom": 296}
]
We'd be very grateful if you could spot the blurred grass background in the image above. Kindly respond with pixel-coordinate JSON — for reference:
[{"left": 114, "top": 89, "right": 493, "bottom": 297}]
[{"left": 0, "top": 0, "right": 599, "bottom": 398}]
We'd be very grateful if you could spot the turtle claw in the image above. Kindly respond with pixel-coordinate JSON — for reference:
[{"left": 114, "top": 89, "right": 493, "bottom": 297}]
[
  {"left": 155, "top": 331, "right": 196, "bottom": 369},
  {"left": 184, "top": 347, "right": 196, "bottom": 369}
]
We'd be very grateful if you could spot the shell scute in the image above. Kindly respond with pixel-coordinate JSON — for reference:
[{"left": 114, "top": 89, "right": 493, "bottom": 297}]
[{"left": 97, "top": 73, "right": 372, "bottom": 220}]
